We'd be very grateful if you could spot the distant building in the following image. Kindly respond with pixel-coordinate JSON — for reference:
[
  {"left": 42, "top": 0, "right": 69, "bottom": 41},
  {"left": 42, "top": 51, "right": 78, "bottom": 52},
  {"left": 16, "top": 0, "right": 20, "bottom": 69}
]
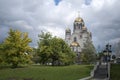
[{"left": 65, "top": 14, "right": 92, "bottom": 62}]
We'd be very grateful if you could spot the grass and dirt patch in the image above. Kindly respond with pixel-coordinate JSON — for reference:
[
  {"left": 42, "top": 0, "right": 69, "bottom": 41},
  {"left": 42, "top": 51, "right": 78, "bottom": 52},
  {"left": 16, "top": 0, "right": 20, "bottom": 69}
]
[{"left": 0, "top": 65, "right": 93, "bottom": 80}]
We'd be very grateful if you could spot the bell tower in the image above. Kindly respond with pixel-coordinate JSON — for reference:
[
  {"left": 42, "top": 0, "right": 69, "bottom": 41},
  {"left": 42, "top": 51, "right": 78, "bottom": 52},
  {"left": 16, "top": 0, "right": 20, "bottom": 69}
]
[
  {"left": 73, "top": 12, "right": 85, "bottom": 33},
  {"left": 65, "top": 27, "right": 71, "bottom": 44}
]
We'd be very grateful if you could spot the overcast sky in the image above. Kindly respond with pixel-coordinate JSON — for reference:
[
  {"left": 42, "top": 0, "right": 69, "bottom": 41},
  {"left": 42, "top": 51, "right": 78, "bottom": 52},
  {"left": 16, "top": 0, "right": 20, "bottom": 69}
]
[{"left": 0, "top": 0, "right": 120, "bottom": 49}]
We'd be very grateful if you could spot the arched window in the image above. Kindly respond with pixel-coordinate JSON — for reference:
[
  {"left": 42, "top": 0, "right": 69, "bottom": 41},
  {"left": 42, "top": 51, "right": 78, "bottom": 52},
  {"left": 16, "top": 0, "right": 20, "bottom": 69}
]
[
  {"left": 74, "top": 23, "right": 80, "bottom": 29},
  {"left": 74, "top": 37, "right": 77, "bottom": 42},
  {"left": 78, "top": 23, "right": 80, "bottom": 29}
]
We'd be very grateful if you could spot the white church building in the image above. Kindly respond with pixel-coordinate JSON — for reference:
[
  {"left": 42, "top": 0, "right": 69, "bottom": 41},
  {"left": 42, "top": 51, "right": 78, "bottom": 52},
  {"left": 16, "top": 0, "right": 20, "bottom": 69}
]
[{"left": 65, "top": 14, "right": 92, "bottom": 62}]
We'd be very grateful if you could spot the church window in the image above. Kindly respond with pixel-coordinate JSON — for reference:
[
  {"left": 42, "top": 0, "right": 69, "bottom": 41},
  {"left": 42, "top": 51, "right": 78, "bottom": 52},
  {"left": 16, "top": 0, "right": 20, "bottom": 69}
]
[
  {"left": 80, "top": 23, "right": 82, "bottom": 29},
  {"left": 76, "top": 23, "right": 78, "bottom": 29},
  {"left": 78, "top": 23, "right": 80, "bottom": 26},
  {"left": 74, "top": 47, "right": 76, "bottom": 52},
  {"left": 78, "top": 23, "right": 80, "bottom": 29},
  {"left": 74, "top": 23, "right": 77, "bottom": 29},
  {"left": 80, "top": 35, "right": 82, "bottom": 38},
  {"left": 74, "top": 37, "right": 77, "bottom": 42}
]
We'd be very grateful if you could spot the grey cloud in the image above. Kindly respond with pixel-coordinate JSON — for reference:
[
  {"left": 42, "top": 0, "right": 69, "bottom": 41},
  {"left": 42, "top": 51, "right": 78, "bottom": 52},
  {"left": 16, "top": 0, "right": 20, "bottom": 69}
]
[{"left": 0, "top": 0, "right": 120, "bottom": 49}]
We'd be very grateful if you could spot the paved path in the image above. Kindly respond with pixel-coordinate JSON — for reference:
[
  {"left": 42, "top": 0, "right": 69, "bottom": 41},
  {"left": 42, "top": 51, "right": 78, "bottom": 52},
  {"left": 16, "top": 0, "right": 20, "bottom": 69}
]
[{"left": 92, "top": 63, "right": 109, "bottom": 80}]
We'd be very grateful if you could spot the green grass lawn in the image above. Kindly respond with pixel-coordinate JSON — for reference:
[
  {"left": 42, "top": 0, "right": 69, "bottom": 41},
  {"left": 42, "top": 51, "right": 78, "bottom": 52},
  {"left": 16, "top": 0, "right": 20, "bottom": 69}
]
[
  {"left": 110, "top": 64, "right": 120, "bottom": 80},
  {"left": 0, "top": 65, "right": 93, "bottom": 80}
]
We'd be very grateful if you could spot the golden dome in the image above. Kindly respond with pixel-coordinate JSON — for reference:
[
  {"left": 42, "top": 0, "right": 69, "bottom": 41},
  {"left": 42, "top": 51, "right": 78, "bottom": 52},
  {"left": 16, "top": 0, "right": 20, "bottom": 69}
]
[
  {"left": 70, "top": 42, "right": 80, "bottom": 47},
  {"left": 74, "top": 17, "right": 83, "bottom": 22}
]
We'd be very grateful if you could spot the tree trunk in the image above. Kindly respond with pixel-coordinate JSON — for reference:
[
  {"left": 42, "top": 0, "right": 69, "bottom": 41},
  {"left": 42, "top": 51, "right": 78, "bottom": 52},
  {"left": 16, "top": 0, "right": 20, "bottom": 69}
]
[{"left": 52, "top": 59, "right": 55, "bottom": 66}]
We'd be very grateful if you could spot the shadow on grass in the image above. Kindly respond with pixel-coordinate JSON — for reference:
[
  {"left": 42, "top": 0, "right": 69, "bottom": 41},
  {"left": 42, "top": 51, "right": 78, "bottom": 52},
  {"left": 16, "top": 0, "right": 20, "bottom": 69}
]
[
  {"left": 0, "top": 65, "right": 28, "bottom": 70},
  {"left": 7, "top": 77, "right": 33, "bottom": 80},
  {"left": 7, "top": 77, "right": 48, "bottom": 80}
]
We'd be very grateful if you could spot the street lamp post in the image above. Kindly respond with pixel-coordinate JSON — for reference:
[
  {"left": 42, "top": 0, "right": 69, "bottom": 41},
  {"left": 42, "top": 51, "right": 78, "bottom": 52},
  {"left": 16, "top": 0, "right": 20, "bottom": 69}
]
[
  {"left": 103, "top": 43, "right": 112, "bottom": 79},
  {"left": 103, "top": 43, "right": 112, "bottom": 62}
]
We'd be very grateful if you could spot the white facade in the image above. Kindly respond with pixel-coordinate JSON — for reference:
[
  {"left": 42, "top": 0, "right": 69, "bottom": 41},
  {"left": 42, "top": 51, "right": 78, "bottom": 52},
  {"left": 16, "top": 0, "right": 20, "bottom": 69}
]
[{"left": 65, "top": 16, "right": 92, "bottom": 54}]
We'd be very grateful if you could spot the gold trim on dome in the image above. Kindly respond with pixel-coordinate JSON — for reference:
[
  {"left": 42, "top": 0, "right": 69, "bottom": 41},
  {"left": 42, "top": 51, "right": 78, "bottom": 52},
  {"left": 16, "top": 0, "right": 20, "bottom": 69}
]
[{"left": 74, "top": 17, "right": 83, "bottom": 22}]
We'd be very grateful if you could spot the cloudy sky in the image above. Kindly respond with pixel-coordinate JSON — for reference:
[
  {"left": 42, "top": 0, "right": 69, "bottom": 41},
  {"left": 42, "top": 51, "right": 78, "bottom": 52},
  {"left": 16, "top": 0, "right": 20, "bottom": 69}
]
[{"left": 0, "top": 0, "right": 120, "bottom": 49}]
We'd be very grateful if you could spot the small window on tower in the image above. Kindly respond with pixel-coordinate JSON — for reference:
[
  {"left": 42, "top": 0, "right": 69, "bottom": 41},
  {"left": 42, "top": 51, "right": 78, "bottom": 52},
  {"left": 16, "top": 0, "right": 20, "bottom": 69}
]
[
  {"left": 78, "top": 23, "right": 80, "bottom": 29},
  {"left": 80, "top": 23, "right": 82, "bottom": 29}
]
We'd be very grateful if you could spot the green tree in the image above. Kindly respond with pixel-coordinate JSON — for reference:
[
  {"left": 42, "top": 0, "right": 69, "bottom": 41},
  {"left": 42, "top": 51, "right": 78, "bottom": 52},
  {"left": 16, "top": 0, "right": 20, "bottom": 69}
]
[
  {"left": 37, "top": 32, "right": 52, "bottom": 65},
  {"left": 3, "top": 29, "right": 32, "bottom": 68},
  {"left": 31, "top": 48, "right": 40, "bottom": 64},
  {"left": 55, "top": 38, "right": 75, "bottom": 65},
  {"left": 81, "top": 40, "right": 96, "bottom": 64},
  {"left": 50, "top": 37, "right": 61, "bottom": 65},
  {"left": 0, "top": 43, "right": 4, "bottom": 64},
  {"left": 37, "top": 32, "right": 75, "bottom": 66}
]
